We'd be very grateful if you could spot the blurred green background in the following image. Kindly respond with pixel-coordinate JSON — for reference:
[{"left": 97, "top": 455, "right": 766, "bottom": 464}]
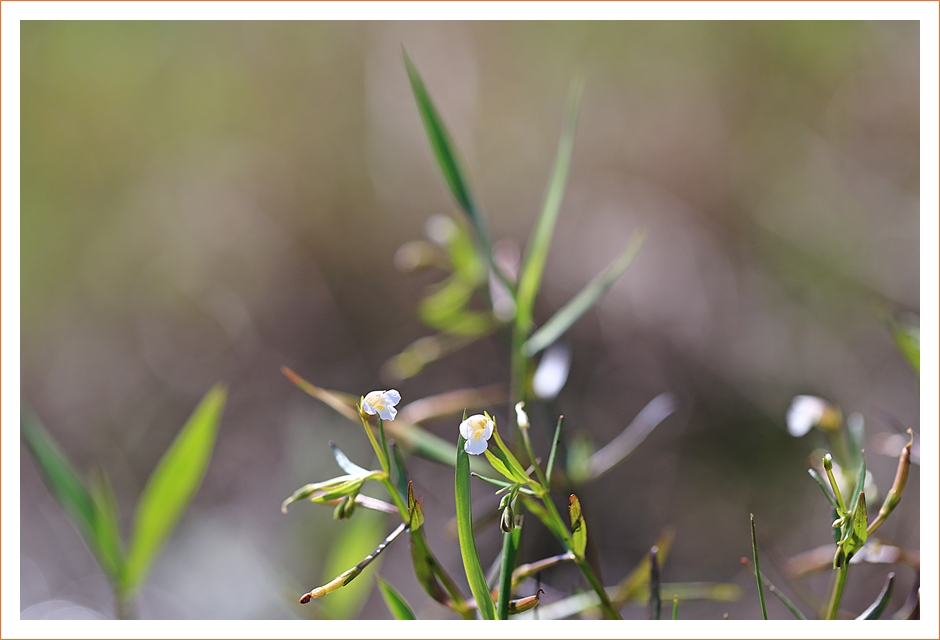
[{"left": 20, "top": 21, "right": 919, "bottom": 619}]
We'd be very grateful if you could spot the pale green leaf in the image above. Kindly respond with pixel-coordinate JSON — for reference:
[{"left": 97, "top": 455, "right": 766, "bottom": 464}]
[
  {"left": 523, "top": 231, "right": 646, "bottom": 356},
  {"left": 568, "top": 494, "right": 587, "bottom": 558},
  {"left": 516, "top": 79, "right": 583, "bottom": 334},
  {"left": 122, "top": 384, "right": 226, "bottom": 592},
  {"left": 376, "top": 575, "right": 418, "bottom": 620}
]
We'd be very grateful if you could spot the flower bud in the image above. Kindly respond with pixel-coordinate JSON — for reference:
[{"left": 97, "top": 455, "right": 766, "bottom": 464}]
[{"left": 501, "top": 505, "right": 515, "bottom": 532}]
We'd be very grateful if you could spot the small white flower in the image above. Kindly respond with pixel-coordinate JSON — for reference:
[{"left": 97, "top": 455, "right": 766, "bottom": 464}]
[
  {"left": 786, "top": 395, "right": 827, "bottom": 437},
  {"left": 459, "top": 414, "right": 495, "bottom": 455},
  {"left": 361, "top": 390, "right": 401, "bottom": 421}
]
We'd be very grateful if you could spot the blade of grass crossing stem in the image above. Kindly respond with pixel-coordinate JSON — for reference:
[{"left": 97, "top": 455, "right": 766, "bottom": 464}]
[
  {"left": 649, "top": 546, "right": 661, "bottom": 620},
  {"left": 376, "top": 575, "right": 418, "bottom": 620},
  {"left": 403, "top": 51, "right": 491, "bottom": 260},
  {"left": 546, "top": 416, "right": 563, "bottom": 483},
  {"left": 497, "top": 522, "right": 522, "bottom": 619},
  {"left": 515, "top": 80, "right": 583, "bottom": 333},
  {"left": 857, "top": 573, "right": 895, "bottom": 619},
  {"left": 456, "top": 434, "right": 498, "bottom": 619},
  {"left": 122, "top": 384, "right": 226, "bottom": 592},
  {"left": 21, "top": 404, "right": 99, "bottom": 559},
  {"left": 523, "top": 231, "right": 646, "bottom": 357},
  {"left": 750, "top": 514, "right": 768, "bottom": 620}
]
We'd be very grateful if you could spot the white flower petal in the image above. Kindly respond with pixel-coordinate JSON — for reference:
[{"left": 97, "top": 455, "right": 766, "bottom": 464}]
[
  {"left": 378, "top": 405, "right": 397, "bottom": 421},
  {"left": 464, "top": 436, "right": 488, "bottom": 455},
  {"left": 786, "top": 395, "right": 826, "bottom": 437},
  {"left": 385, "top": 389, "right": 402, "bottom": 405}
]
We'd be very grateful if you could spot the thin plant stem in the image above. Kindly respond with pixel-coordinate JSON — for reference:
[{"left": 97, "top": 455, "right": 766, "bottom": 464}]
[
  {"left": 672, "top": 595, "right": 678, "bottom": 620},
  {"left": 826, "top": 563, "right": 849, "bottom": 620},
  {"left": 750, "top": 514, "right": 768, "bottom": 620}
]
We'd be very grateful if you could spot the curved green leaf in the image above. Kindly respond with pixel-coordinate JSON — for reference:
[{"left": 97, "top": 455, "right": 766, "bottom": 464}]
[
  {"left": 122, "top": 384, "right": 227, "bottom": 592},
  {"left": 516, "top": 79, "right": 583, "bottom": 334},
  {"left": 857, "top": 572, "right": 895, "bottom": 619},
  {"left": 376, "top": 575, "right": 418, "bottom": 620},
  {"left": 403, "top": 50, "right": 491, "bottom": 260},
  {"left": 456, "top": 434, "right": 498, "bottom": 620},
  {"left": 568, "top": 494, "right": 587, "bottom": 558},
  {"left": 87, "top": 468, "right": 124, "bottom": 582},
  {"left": 523, "top": 230, "right": 646, "bottom": 357}
]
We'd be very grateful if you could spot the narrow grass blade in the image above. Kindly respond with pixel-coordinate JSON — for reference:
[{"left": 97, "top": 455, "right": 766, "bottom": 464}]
[
  {"left": 497, "top": 521, "right": 523, "bottom": 619},
  {"left": 568, "top": 494, "right": 587, "bottom": 558},
  {"left": 750, "top": 513, "right": 768, "bottom": 620},
  {"left": 848, "top": 455, "right": 866, "bottom": 518},
  {"left": 123, "top": 384, "right": 226, "bottom": 592},
  {"left": 391, "top": 443, "right": 410, "bottom": 504},
  {"left": 515, "top": 79, "right": 583, "bottom": 333},
  {"left": 87, "top": 468, "right": 124, "bottom": 583},
  {"left": 672, "top": 595, "right": 678, "bottom": 620},
  {"left": 403, "top": 51, "right": 492, "bottom": 258},
  {"left": 588, "top": 392, "right": 676, "bottom": 482},
  {"left": 545, "top": 415, "right": 563, "bottom": 484},
  {"left": 376, "top": 575, "right": 418, "bottom": 620},
  {"left": 613, "top": 527, "right": 676, "bottom": 604},
  {"left": 741, "top": 557, "right": 807, "bottom": 620},
  {"left": 857, "top": 572, "right": 895, "bottom": 619},
  {"left": 331, "top": 441, "right": 370, "bottom": 476},
  {"left": 407, "top": 481, "right": 425, "bottom": 530},
  {"left": 456, "top": 434, "right": 498, "bottom": 620},
  {"left": 808, "top": 469, "right": 838, "bottom": 509},
  {"left": 649, "top": 546, "right": 662, "bottom": 620},
  {"left": 523, "top": 230, "right": 646, "bottom": 357},
  {"left": 21, "top": 405, "right": 98, "bottom": 554},
  {"left": 383, "top": 332, "right": 484, "bottom": 381}
]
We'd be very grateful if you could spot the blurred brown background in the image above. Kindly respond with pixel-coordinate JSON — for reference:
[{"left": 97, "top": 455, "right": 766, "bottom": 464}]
[{"left": 20, "top": 21, "right": 919, "bottom": 620}]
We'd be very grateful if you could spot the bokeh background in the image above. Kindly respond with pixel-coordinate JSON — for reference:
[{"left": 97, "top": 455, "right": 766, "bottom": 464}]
[{"left": 20, "top": 21, "right": 920, "bottom": 620}]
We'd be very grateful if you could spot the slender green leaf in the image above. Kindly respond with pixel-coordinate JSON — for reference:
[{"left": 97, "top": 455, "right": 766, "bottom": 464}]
[
  {"left": 484, "top": 450, "right": 526, "bottom": 485},
  {"left": 122, "top": 384, "right": 226, "bottom": 592},
  {"left": 87, "top": 468, "right": 124, "bottom": 583},
  {"left": 376, "top": 575, "right": 418, "bottom": 620},
  {"left": 848, "top": 455, "right": 867, "bottom": 519},
  {"left": 649, "top": 546, "right": 661, "bottom": 620},
  {"left": 377, "top": 418, "right": 391, "bottom": 474},
  {"left": 516, "top": 80, "right": 583, "bottom": 333},
  {"left": 21, "top": 404, "right": 98, "bottom": 555},
  {"left": 750, "top": 514, "right": 768, "bottom": 620},
  {"left": 490, "top": 427, "right": 533, "bottom": 485},
  {"left": 407, "top": 481, "right": 425, "bottom": 531},
  {"left": 857, "top": 572, "right": 895, "bottom": 619},
  {"left": 672, "top": 595, "right": 678, "bottom": 620},
  {"left": 545, "top": 416, "right": 564, "bottom": 484},
  {"left": 891, "top": 321, "right": 919, "bottom": 375},
  {"left": 456, "top": 434, "right": 498, "bottom": 620},
  {"left": 519, "top": 494, "right": 570, "bottom": 544},
  {"left": 404, "top": 51, "right": 491, "bottom": 258},
  {"left": 331, "top": 441, "right": 370, "bottom": 476},
  {"left": 808, "top": 469, "right": 838, "bottom": 509},
  {"left": 568, "top": 494, "right": 587, "bottom": 558},
  {"left": 523, "top": 230, "right": 646, "bottom": 356},
  {"left": 742, "top": 557, "right": 806, "bottom": 620},
  {"left": 497, "top": 519, "right": 523, "bottom": 619},
  {"left": 391, "top": 442, "right": 410, "bottom": 504},
  {"left": 852, "top": 492, "right": 868, "bottom": 545}
]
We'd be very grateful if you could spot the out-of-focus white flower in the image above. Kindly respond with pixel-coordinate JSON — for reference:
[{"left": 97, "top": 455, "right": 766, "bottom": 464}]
[
  {"left": 515, "top": 402, "right": 530, "bottom": 430},
  {"left": 786, "top": 395, "right": 840, "bottom": 437},
  {"left": 361, "top": 390, "right": 401, "bottom": 421},
  {"left": 459, "top": 414, "right": 495, "bottom": 455},
  {"left": 533, "top": 341, "right": 571, "bottom": 401}
]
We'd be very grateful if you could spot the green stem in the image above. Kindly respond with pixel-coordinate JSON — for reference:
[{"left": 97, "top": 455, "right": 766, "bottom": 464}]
[
  {"left": 496, "top": 519, "right": 521, "bottom": 620},
  {"left": 750, "top": 514, "right": 768, "bottom": 620},
  {"left": 826, "top": 563, "right": 849, "bottom": 620},
  {"left": 574, "top": 557, "right": 621, "bottom": 620},
  {"left": 114, "top": 590, "right": 135, "bottom": 620}
]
